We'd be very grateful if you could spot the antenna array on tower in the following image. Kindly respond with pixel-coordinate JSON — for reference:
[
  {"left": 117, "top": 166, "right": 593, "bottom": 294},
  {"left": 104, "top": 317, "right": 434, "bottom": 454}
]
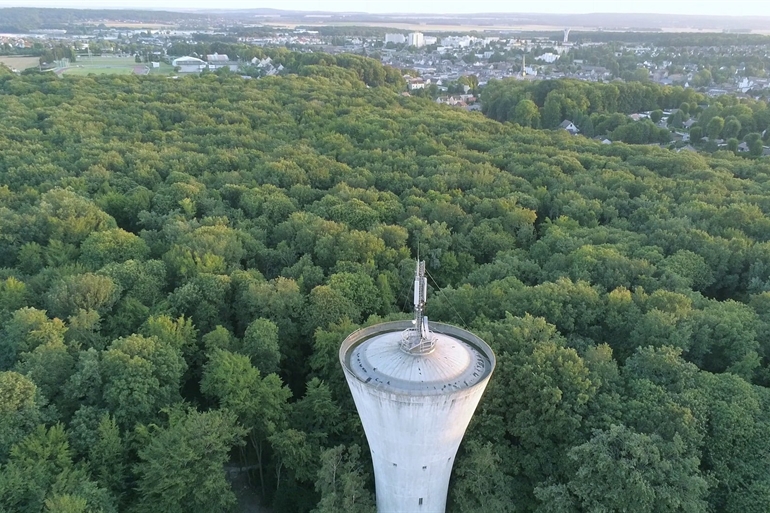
[{"left": 401, "top": 260, "right": 436, "bottom": 354}]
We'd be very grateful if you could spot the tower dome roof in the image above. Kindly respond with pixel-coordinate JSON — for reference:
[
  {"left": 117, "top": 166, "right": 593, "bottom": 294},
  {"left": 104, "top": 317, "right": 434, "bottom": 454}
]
[{"left": 342, "top": 321, "right": 493, "bottom": 395}]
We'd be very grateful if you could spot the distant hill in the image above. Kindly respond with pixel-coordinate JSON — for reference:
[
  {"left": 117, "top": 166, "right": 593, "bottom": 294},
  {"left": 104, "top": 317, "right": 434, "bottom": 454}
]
[
  {"left": 209, "top": 9, "right": 770, "bottom": 32},
  {"left": 0, "top": 7, "right": 210, "bottom": 32},
  {"left": 3, "top": 7, "right": 770, "bottom": 34}
]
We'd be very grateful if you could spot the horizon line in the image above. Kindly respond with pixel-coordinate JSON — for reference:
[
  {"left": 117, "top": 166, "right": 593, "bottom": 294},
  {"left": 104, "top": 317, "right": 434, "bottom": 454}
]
[{"left": 1, "top": 6, "right": 770, "bottom": 19}]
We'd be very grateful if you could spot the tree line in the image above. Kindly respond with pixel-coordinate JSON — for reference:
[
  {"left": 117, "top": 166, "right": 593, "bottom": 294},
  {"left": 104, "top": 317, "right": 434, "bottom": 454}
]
[
  {"left": 0, "top": 7, "right": 207, "bottom": 33},
  {"left": 549, "top": 31, "right": 770, "bottom": 47},
  {"left": 482, "top": 78, "right": 770, "bottom": 148}
]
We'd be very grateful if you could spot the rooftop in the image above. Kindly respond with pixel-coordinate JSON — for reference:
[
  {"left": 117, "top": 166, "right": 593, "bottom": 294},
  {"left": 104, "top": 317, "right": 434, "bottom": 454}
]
[{"left": 341, "top": 320, "right": 494, "bottom": 396}]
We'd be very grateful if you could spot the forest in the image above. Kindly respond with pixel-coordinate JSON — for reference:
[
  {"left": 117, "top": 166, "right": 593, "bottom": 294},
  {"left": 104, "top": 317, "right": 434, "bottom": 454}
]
[
  {"left": 1, "top": 54, "right": 770, "bottom": 513},
  {"left": 481, "top": 78, "right": 770, "bottom": 148},
  {"left": 541, "top": 31, "right": 770, "bottom": 47}
]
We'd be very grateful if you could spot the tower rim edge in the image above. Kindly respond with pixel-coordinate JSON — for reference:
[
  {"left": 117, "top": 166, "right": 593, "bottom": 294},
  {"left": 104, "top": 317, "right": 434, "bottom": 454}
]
[{"left": 339, "top": 320, "right": 496, "bottom": 396}]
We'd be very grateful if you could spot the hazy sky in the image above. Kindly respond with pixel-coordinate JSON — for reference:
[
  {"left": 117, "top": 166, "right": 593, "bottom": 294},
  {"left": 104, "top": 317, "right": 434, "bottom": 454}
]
[{"left": 1, "top": 0, "right": 770, "bottom": 16}]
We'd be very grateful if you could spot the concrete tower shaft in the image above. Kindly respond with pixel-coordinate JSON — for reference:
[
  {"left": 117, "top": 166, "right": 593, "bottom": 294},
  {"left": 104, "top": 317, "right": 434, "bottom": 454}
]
[{"left": 340, "top": 320, "right": 495, "bottom": 513}]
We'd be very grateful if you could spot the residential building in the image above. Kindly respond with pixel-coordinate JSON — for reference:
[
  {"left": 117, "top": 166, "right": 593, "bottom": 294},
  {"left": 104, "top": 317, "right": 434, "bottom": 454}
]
[
  {"left": 408, "top": 32, "right": 425, "bottom": 48},
  {"left": 536, "top": 53, "right": 560, "bottom": 63},
  {"left": 559, "top": 120, "right": 580, "bottom": 135},
  {"left": 407, "top": 77, "right": 426, "bottom": 90}
]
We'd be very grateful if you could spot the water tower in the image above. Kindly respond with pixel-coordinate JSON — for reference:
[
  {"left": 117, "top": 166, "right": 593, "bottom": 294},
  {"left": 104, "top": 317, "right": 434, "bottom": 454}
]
[
  {"left": 339, "top": 261, "right": 495, "bottom": 512},
  {"left": 564, "top": 28, "right": 571, "bottom": 44}
]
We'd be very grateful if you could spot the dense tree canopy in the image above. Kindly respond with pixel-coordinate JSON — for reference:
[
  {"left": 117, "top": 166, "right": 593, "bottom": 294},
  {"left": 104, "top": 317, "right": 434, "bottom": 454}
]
[
  {"left": 481, "top": 78, "right": 770, "bottom": 146},
  {"left": 1, "top": 55, "right": 770, "bottom": 511}
]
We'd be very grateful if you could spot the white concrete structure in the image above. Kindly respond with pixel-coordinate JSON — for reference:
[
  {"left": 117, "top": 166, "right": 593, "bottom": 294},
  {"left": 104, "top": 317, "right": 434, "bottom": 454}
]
[
  {"left": 204, "top": 53, "right": 239, "bottom": 72},
  {"left": 172, "top": 56, "right": 205, "bottom": 73},
  {"left": 441, "top": 35, "right": 476, "bottom": 48},
  {"left": 385, "top": 33, "right": 406, "bottom": 44},
  {"left": 340, "top": 261, "right": 495, "bottom": 513},
  {"left": 205, "top": 53, "right": 229, "bottom": 62},
  {"left": 564, "top": 28, "right": 571, "bottom": 44},
  {"left": 536, "top": 52, "right": 560, "bottom": 63},
  {"left": 408, "top": 32, "right": 425, "bottom": 48},
  {"left": 407, "top": 77, "right": 427, "bottom": 90}
]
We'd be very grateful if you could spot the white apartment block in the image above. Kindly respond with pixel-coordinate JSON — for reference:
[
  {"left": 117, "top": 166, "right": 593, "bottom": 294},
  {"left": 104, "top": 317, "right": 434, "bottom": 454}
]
[
  {"left": 385, "top": 33, "right": 406, "bottom": 44},
  {"left": 408, "top": 32, "right": 425, "bottom": 48}
]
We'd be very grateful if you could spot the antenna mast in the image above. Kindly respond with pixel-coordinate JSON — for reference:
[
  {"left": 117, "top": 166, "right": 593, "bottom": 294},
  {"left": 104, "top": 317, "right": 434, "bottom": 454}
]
[{"left": 401, "top": 260, "right": 436, "bottom": 354}]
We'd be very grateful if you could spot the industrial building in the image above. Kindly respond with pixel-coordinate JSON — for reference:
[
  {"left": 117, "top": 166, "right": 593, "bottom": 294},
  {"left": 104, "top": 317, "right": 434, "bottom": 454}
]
[
  {"left": 340, "top": 261, "right": 495, "bottom": 512},
  {"left": 171, "top": 56, "right": 206, "bottom": 73}
]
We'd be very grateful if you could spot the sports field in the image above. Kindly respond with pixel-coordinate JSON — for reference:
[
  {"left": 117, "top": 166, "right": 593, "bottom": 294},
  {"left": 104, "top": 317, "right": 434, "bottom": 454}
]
[
  {"left": 0, "top": 55, "right": 40, "bottom": 71},
  {"left": 57, "top": 56, "right": 174, "bottom": 76}
]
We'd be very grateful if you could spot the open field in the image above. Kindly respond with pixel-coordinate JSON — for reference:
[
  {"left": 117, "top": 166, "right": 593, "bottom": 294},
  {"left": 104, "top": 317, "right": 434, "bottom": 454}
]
[
  {"left": 57, "top": 56, "right": 172, "bottom": 76},
  {"left": 0, "top": 55, "right": 39, "bottom": 71},
  {"left": 265, "top": 21, "right": 591, "bottom": 32},
  {"left": 60, "top": 65, "right": 136, "bottom": 76},
  {"left": 150, "top": 62, "right": 175, "bottom": 75},
  {"left": 266, "top": 21, "right": 770, "bottom": 35},
  {"left": 85, "top": 22, "right": 174, "bottom": 29}
]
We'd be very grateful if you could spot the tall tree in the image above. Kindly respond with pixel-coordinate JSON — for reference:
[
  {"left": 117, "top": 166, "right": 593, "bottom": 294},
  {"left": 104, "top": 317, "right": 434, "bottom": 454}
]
[
  {"left": 201, "top": 349, "right": 292, "bottom": 498},
  {"left": 241, "top": 318, "right": 281, "bottom": 375},
  {"left": 707, "top": 116, "right": 725, "bottom": 140},
  {"left": 0, "top": 371, "right": 42, "bottom": 461},
  {"left": 0, "top": 424, "right": 116, "bottom": 513},
  {"left": 101, "top": 334, "right": 186, "bottom": 429},
  {"left": 312, "top": 445, "right": 375, "bottom": 513},
  {"left": 133, "top": 407, "right": 246, "bottom": 513},
  {"left": 535, "top": 424, "right": 708, "bottom": 512},
  {"left": 513, "top": 99, "right": 541, "bottom": 128},
  {"left": 451, "top": 440, "right": 515, "bottom": 513}
]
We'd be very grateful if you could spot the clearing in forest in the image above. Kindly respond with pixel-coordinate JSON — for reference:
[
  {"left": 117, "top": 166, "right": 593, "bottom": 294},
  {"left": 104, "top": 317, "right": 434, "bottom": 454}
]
[
  {"left": 0, "top": 55, "right": 40, "bottom": 71},
  {"left": 56, "top": 56, "right": 173, "bottom": 76}
]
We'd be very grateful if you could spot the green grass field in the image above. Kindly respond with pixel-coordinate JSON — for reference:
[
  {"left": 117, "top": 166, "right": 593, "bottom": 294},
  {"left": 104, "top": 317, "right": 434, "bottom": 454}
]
[
  {"left": 150, "top": 62, "right": 175, "bottom": 75},
  {"left": 58, "top": 56, "right": 173, "bottom": 76}
]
